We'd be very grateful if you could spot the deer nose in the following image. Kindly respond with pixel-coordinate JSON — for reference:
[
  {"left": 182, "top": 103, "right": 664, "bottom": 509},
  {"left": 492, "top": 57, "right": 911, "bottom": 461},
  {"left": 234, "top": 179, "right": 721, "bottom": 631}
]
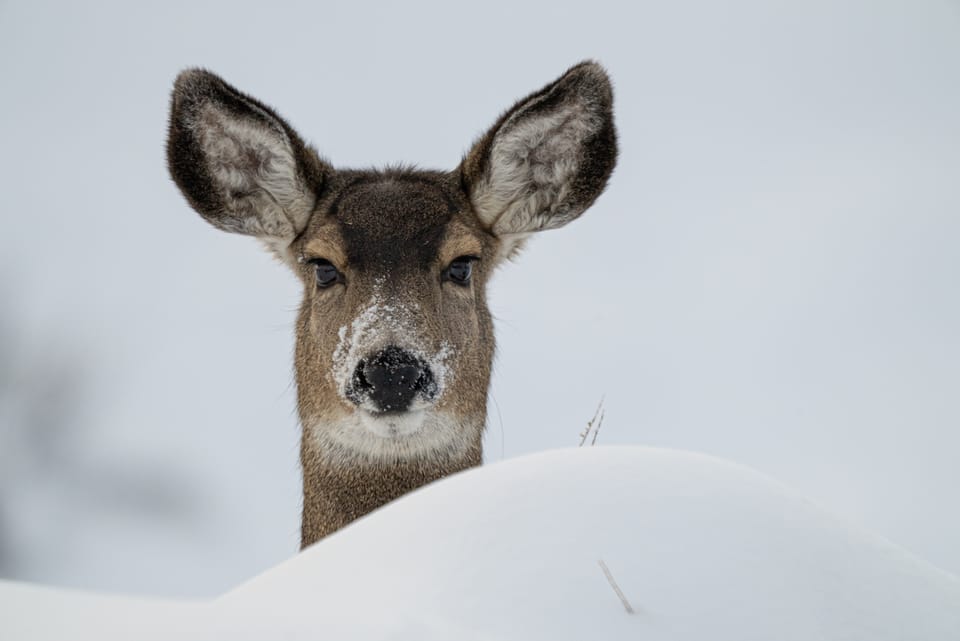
[{"left": 352, "top": 346, "right": 433, "bottom": 413}]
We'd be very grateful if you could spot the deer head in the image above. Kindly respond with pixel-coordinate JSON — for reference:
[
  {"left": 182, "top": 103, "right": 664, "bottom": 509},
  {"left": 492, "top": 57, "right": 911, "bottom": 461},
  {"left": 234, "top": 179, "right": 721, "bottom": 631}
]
[{"left": 166, "top": 61, "right": 617, "bottom": 546}]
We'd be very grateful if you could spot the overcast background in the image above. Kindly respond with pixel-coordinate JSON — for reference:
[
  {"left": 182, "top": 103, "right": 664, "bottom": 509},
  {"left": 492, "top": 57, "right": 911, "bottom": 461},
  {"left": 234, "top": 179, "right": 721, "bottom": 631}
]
[{"left": 0, "top": 0, "right": 957, "bottom": 597}]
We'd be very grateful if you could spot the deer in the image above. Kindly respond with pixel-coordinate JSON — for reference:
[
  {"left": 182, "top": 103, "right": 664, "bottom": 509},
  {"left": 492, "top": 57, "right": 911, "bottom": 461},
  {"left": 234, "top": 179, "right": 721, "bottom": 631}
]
[{"left": 166, "top": 61, "right": 617, "bottom": 548}]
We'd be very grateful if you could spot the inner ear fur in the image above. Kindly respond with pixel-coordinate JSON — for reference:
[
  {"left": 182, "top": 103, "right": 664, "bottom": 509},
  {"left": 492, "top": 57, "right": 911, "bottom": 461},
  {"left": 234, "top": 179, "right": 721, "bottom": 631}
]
[
  {"left": 459, "top": 61, "right": 618, "bottom": 241},
  {"left": 166, "top": 69, "right": 330, "bottom": 247}
]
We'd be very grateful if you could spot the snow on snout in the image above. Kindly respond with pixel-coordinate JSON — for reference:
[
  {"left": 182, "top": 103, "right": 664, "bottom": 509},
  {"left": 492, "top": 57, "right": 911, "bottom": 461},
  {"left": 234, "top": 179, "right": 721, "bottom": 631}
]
[{"left": 331, "top": 296, "right": 454, "bottom": 402}]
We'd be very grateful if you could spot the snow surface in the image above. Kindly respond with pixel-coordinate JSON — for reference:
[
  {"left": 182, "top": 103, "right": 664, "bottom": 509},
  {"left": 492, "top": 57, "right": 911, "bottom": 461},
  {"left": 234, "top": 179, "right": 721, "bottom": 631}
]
[{"left": 2, "top": 446, "right": 958, "bottom": 640}]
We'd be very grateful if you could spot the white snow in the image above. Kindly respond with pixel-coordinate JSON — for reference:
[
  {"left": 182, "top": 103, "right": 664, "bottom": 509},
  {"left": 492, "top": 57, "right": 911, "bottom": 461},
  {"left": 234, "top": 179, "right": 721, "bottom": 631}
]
[{"left": 3, "top": 446, "right": 957, "bottom": 640}]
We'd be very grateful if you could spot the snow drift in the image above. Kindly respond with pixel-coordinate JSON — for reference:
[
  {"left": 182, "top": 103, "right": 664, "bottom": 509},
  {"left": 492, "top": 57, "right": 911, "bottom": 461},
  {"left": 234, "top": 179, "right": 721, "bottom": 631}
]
[{"left": 3, "top": 446, "right": 958, "bottom": 640}]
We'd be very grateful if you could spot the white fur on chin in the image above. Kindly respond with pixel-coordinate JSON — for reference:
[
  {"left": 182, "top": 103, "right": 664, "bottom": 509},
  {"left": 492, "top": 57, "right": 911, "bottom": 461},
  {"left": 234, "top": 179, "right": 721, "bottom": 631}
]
[{"left": 307, "top": 410, "right": 478, "bottom": 466}]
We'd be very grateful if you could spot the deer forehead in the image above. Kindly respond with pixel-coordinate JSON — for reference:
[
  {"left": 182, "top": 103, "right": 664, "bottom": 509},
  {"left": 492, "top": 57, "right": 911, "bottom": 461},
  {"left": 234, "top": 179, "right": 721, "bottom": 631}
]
[{"left": 300, "top": 173, "right": 487, "bottom": 273}]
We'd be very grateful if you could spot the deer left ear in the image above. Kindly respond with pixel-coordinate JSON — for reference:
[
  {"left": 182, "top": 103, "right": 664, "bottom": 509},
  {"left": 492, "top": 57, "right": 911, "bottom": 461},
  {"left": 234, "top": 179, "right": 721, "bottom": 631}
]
[{"left": 459, "top": 61, "right": 617, "bottom": 252}]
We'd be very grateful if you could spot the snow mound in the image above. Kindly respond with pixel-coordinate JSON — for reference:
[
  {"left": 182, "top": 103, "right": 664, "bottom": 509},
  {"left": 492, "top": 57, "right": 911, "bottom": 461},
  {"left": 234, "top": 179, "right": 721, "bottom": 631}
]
[{"left": 3, "top": 446, "right": 959, "bottom": 640}]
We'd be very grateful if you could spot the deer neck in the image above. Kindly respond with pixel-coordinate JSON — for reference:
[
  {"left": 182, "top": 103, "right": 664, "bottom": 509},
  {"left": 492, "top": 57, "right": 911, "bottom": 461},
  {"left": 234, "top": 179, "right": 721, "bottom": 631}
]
[{"left": 298, "top": 435, "right": 481, "bottom": 548}]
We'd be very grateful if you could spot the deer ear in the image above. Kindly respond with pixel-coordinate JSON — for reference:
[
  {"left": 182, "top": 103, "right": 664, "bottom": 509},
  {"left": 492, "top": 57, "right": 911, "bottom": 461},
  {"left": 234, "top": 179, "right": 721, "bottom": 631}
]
[
  {"left": 459, "top": 61, "right": 617, "bottom": 253},
  {"left": 166, "top": 69, "right": 330, "bottom": 254}
]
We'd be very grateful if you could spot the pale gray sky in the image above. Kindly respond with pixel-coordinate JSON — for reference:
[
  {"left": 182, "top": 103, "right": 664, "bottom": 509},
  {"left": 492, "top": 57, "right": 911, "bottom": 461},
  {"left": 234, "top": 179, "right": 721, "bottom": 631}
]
[{"left": 1, "top": 0, "right": 958, "bottom": 596}]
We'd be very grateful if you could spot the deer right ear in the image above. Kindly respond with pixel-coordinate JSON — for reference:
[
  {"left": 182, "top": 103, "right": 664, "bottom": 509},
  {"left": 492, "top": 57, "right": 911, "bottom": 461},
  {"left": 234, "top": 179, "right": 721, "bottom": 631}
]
[
  {"left": 166, "top": 69, "right": 330, "bottom": 254},
  {"left": 459, "top": 61, "right": 617, "bottom": 258}
]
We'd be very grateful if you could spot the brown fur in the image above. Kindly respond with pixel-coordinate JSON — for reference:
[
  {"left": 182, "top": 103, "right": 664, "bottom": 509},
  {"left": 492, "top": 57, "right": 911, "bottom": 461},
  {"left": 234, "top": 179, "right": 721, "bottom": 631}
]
[
  {"left": 301, "top": 437, "right": 482, "bottom": 544},
  {"left": 166, "top": 62, "right": 617, "bottom": 549}
]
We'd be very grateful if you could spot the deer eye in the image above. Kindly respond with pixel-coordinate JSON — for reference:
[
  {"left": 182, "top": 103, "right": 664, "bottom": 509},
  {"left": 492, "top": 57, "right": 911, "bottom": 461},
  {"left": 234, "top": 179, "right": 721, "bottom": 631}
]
[
  {"left": 310, "top": 259, "right": 341, "bottom": 288},
  {"left": 445, "top": 256, "right": 476, "bottom": 286}
]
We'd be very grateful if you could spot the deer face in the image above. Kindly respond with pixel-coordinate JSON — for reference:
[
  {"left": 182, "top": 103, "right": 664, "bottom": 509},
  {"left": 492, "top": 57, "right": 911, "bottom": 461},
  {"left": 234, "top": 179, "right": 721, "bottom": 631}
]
[
  {"left": 166, "top": 62, "right": 616, "bottom": 466},
  {"left": 291, "top": 172, "right": 496, "bottom": 462}
]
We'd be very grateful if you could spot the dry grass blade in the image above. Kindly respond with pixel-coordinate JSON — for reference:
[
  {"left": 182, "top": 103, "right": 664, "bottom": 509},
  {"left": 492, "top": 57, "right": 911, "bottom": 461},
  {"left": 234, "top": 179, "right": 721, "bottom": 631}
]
[
  {"left": 598, "top": 559, "right": 636, "bottom": 615},
  {"left": 579, "top": 396, "right": 606, "bottom": 446},
  {"left": 591, "top": 408, "right": 604, "bottom": 446}
]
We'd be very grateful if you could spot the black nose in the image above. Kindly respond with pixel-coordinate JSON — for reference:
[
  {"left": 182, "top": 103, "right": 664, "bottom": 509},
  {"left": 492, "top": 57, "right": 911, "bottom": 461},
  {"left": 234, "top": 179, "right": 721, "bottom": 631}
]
[{"left": 351, "top": 346, "right": 433, "bottom": 412}]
